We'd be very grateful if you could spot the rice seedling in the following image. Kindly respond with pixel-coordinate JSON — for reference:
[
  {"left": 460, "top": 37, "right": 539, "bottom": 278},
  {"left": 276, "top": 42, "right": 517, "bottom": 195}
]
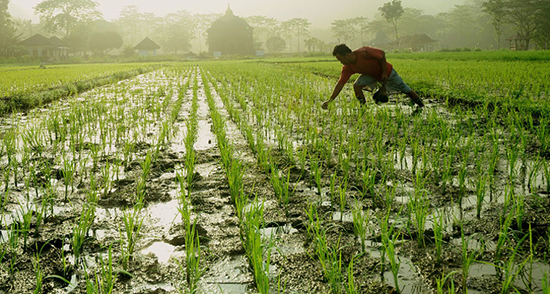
[
  {"left": 120, "top": 202, "right": 144, "bottom": 269},
  {"left": 506, "top": 145, "right": 520, "bottom": 189},
  {"left": 83, "top": 244, "right": 131, "bottom": 294},
  {"left": 361, "top": 164, "right": 377, "bottom": 200},
  {"left": 543, "top": 160, "right": 550, "bottom": 195},
  {"left": 185, "top": 141, "right": 196, "bottom": 196},
  {"left": 494, "top": 208, "right": 515, "bottom": 280},
  {"left": 432, "top": 208, "right": 445, "bottom": 264},
  {"left": 315, "top": 231, "right": 343, "bottom": 294},
  {"left": 408, "top": 174, "right": 430, "bottom": 247},
  {"left": 73, "top": 204, "right": 95, "bottom": 263},
  {"left": 514, "top": 193, "right": 526, "bottom": 232},
  {"left": 351, "top": 199, "right": 369, "bottom": 253},
  {"left": 457, "top": 162, "right": 468, "bottom": 211},
  {"left": 475, "top": 173, "right": 487, "bottom": 219},
  {"left": 543, "top": 271, "right": 549, "bottom": 294},
  {"left": 14, "top": 203, "right": 33, "bottom": 252},
  {"left": 305, "top": 201, "right": 321, "bottom": 242},
  {"left": 499, "top": 238, "right": 529, "bottom": 294},
  {"left": 176, "top": 166, "right": 203, "bottom": 293},
  {"left": 136, "top": 151, "right": 153, "bottom": 202},
  {"left": 459, "top": 226, "right": 482, "bottom": 294},
  {"left": 435, "top": 271, "right": 458, "bottom": 294},
  {"left": 346, "top": 253, "right": 362, "bottom": 294},
  {"left": 521, "top": 224, "right": 535, "bottom": 292},
  {"left": 4, "top": 129, "right": 17, "bottom": 189},
  {"left": 240, "top": 197, "right": 271, "bottom": 294},
  {"left": 381, "top": 209, "right": 402, "bottom": 294},
  {"left": 62, "top": 153, "right": 77, "bottom": 202},
  {"left": 310, "top": 155, "right": 323, "bottom": 196},
  {"left": 527, "top": 156, "right": 542, "bottom": 193},
  {"left": 337, "top": 176, "right": 348, "bottom": 221},
  {"left": 32, "top": 249, "right": 43, "bottom": 294},
  {"left": 182, "top": 218, "right": 203, "bottom": 293}
]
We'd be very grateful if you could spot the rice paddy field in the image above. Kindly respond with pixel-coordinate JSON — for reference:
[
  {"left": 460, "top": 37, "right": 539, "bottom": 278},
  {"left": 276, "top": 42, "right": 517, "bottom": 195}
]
[{"left": 0, "top": 51, "right": 549, "bottom": 294}]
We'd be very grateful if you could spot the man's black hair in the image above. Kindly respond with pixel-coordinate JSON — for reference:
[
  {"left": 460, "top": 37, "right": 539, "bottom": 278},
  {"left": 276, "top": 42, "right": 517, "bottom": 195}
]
[{"left": 333, "top": 44, "right": 352, "bottom": 56}]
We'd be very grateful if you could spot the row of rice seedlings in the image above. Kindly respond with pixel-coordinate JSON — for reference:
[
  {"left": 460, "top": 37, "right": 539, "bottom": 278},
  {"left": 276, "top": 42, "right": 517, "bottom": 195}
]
[
  {"left": 177, "top": 68, "right": 204, "bottom": 293},
  {"left": 185, "top": 69, "right": 199, "bottom": 196},
  {"left": 175, "top": 165, "right": 203, "bottom": 293},
  {"left": 201, "top": 68, "right": 273, "bottom": 293}
]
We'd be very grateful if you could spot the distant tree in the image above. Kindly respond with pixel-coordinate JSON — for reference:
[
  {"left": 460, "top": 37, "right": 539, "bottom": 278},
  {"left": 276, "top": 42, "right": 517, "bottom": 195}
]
[
  {"left": 64, "top": 23, "right": 92, "bottom": 55},
  {"left": 88, "top": 31, "right": 123, "bottom": 55},
  {"left": 331, "top": 17, "right": 369, "bottom": 47},
  {"left": 121, "top": 45, "right": 135, "bottom": 57},
  {"left": 0, "top": 0, "right": 22, "bottom": 57},
  {"left": 281, "top": 18, "right": 311, "bottom": 53},
  {"left": 398, "top": 8, "right": 442, "bottom": 39},
  {"left": 379, "top": 0, "right": 404, "bottom": 48},
  {"left": 482, "top": 0, "right": 546, "bottom": 50},
  {"left": 436, "top": 5, "right": 486, "bottom": 49},
  {"left": 155, "top": 11, "right": 193, "bottom": 54},
  {"left": 304, "top": 37, "right": 325, "bottom": 52},
  {"left": 244, "top": 15, "right": 279, "bottom": 50},
  {"left": 533, "top": 0, "right": 550, "bottom": 49},
  {"left": 192, "top": 13, "right": 220, "bottom": 53},
  {"left": 115, "top": 6, "right": 159, "bottom": 48},
  {"left": 353, "top": 17, "right": 370, "bottom": 46},
  {"left": 116, "top": 6, "right": 142, "bottom": 46},
  {"left": 90, "top": 19, "right": 117, "bottom": 33},
  {"left": 366, "top": 18, "right": 393, "bottom": 46},
  {"left": 482, "top": 0, "right": 505, "bottom": 49},
  {"left": 34, "top": 0, "right": 102, "bottom": 39},
  {"left": 266, "top": 36, "right": 286, "bottom": 53},
  {"left": 331, "top": 19, "right": 355, "bottom": 44}
]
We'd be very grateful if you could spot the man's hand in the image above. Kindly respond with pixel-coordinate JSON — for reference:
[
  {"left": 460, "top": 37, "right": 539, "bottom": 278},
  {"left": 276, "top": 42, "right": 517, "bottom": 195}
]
[{"left": 322, "top": 100, "right": 331, "bottom": 109}]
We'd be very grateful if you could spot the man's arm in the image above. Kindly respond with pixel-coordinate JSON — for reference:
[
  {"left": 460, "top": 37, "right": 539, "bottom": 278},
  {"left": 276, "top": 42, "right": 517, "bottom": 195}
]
[{"left": 322, "top": 82, "right": 345, "bottom": 109}]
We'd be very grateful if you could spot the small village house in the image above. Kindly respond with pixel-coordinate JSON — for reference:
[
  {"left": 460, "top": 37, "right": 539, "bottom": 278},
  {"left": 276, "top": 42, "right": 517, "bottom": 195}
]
[
  {"left": 19, "top": 34, "right": 68, "bottom": 60},
  {"left": 134, "top": 37, "right": 161, "bottom": 57}
]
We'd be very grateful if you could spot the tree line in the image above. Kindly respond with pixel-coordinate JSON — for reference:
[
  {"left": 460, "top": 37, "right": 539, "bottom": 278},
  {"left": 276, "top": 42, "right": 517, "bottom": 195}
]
[
  {"left": 1, "top": 0, "right": 549, "bottom": 59},
  {"left": 330, "top": 0, "right": 550, "bottom": 51}
]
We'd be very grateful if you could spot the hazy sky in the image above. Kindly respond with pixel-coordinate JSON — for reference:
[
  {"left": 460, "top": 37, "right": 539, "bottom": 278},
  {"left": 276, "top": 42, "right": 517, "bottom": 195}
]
[{"left": 10, "top": 0, "right": 464, "bottom": 27}]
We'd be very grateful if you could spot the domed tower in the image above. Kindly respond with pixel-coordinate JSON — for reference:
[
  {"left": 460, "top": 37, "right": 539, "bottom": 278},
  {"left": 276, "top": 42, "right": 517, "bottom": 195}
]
[{"left": 207, "top": 5, "right": 254, "bottom": 56}]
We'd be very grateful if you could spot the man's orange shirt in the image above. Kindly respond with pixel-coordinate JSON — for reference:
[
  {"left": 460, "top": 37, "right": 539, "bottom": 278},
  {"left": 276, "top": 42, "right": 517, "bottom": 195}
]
[{"left": 337, "top": 46, "right": 393, "bottom": 84}]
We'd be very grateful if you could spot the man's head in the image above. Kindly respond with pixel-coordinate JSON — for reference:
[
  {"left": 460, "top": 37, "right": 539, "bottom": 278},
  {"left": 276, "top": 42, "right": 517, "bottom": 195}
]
[{"left": 333, "top": 44, "right": 354, "bottom": 65}]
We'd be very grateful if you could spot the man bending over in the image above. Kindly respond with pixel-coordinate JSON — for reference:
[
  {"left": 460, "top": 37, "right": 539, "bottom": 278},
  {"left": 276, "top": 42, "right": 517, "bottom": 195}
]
[{"left": 322, "top": 44, "right": 424, "bottom": 110}]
